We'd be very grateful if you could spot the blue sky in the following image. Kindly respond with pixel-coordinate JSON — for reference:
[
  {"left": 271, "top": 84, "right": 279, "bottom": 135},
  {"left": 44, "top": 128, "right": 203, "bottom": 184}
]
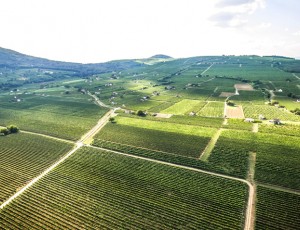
[{"left": 0, "top": 0, "right": 299, "bottom": 63}]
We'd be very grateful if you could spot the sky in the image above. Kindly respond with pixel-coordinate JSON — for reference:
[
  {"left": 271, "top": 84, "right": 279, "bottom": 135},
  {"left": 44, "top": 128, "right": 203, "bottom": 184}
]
[{"left": 0, "top": 0, "right": 299, "bottom": 63}]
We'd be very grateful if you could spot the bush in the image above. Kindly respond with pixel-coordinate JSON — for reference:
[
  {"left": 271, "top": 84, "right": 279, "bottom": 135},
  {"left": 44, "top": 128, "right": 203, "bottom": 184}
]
[{"left": 7, "top": 125, "right": 19, "bottom": 133}]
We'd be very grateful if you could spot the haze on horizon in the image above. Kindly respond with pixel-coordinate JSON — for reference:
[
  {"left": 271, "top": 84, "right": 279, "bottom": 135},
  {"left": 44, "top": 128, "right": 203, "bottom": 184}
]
[{"left": 1, "top": 0, "right": 299, "bottom": 63}]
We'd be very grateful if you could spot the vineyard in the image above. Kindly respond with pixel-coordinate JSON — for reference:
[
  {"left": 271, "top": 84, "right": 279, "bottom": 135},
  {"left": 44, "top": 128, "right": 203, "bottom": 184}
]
[
  {"left": 94, "top": 123, "right": 210, "bottom": 158},
  {"left": 160, "top": 99, "right": 205, "bottom": 115},
  {"left": 254, "top": 133, "right": 300, "bottom": 190},
  {"left": 208, "top": 130, "right": 255, "bottom": 178},
  {"left": 114, "top": 116, "right": 217, "bottom": 138},
  {"left": 243, "top": 104, "right": 300, "bottom": 122},
  {"left": 197, "top": 101, "right": 224, "bottom": 117},
  {"left": 0, "top": 132, "right": 73, "bottom": 204},
  {"left": 0, "top": 147, "right": 249, "bottom": 229},
  {"left": 255, "top": 186, "right": 300, "bottom": 229},
  {"left": 0, "top": 53, "right": 299, "bottom": 229},
  {"left": 0, "top": 95, "right": 108, "bottom": 140}
]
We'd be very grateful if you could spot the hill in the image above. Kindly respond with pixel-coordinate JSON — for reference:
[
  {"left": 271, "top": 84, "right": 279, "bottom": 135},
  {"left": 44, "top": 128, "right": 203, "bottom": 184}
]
[
  {"left": 150, "top": 54, "right": 172, "bottom": 59},
  {"left": 0, "top": 47, "right": 143, "bottom": 76}
]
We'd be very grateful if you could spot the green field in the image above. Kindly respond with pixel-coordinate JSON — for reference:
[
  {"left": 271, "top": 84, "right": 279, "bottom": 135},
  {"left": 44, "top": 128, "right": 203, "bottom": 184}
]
[
  {"left": 255, "top": 186, "right": 300, "bottom": 229},
  {"left": 0, "top": 95, "right": 108, "bottom": 140},
  {"left": 0, "top": 132, "right": 73, "bottom": 204},
  {"left": 94, "top": 123, "right": 210, "bottom": 158},
  {"left": 197, "top": 101, "right": 224, "bottom": 117},
  {"left": 161, "top": 99, "right": 205, "bottom": 115},
  {"left": 0, "top": 148, "right": 249, "bottom": 229},
  {"left": 1, "top": 53, "right": 300, "bottom": 229}
]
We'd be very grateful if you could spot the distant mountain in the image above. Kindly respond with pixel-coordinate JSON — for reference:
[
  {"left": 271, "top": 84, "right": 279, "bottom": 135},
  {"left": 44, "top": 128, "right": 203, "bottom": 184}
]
[
  {"left": 150, "top": 54, "right": 172, "bottom": 59},
  {"left": 0, "top": 47, "right": 143, "bottom": 76}
]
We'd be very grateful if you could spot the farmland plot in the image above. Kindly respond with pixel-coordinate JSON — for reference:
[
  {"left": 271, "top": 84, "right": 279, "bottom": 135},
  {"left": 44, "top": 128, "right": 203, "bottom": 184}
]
[
  {"left": 0, "top": 95, "right": 108, "bottom": 140},
  {"left": 255, "top": 186, "right": 300, "bottom": 230},
  {"left": 255, "top": 133, "right": 300, "bottom": 190},
  {"left": 0, "top": 148, "right": 249, "bottom": 230},
  {"left": 197, "top": 101, "right": 224, "bottom": 117},
  {"left": 243, "top": 104, "right": 300, "bottom": 121},
  {"left": 94, "top": 123, "right": 210, "bottom": 158},
  {"left": 161, "top": 99, "right": 205, "bottom": 115},
  {"left": 0, "top": 133, "right": 73, "bottom": 205}
]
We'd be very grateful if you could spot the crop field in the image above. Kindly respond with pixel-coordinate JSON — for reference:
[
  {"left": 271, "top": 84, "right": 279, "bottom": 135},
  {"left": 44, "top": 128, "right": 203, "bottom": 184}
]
[
  {"left": 1, "top": 54, "right": 300, "bottom": 229},
  {"left": 94, "top": 123, "right": 210, "bottom": 158},
  {"left": 0, "top": 147, "right": 249, "bottom": 229},
  {"left": 113, "top": 116, "right": 217, "bottom": 137},
  {"left": 205, "top": 63, "right": 292, "bottom": 81},
  {"left": 255, "top": 186, "right": 300, "bottom": 230},
  {"left": 243, "top": 104, "right": 300, "bottom": 121},
  {"left": 208, "top": 130, "right": 255, "bottom": 178},
  {"left": 223, "top": 119, "right": 253, "bottom": 131},
  {"left": 0, "top": 95, "right": 108, "bottom": 140},
  {"left": 259, "top": 123, "right": 300, "bottom": 137},
  {"left": 197, "top": 101, "right": 224, "bottom": 117},
  {"left": 230, "top": 91, "right": 266, "bottom": 104},
  {"left": 255, "top": 133, "right": 300, "bottom": 190},
  {"left": 161, "top": 99, "right": 205, "bottom": 115},
  {"left": 0, "top": 132, "right": 73, "bottom": 205}
]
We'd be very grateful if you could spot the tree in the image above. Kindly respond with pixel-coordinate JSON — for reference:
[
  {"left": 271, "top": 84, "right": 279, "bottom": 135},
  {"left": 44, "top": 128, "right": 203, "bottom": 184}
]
[
  {"left": 226, "top": 100, "right": 235, "bottom": 107},
  {"left": 0, "top": 128, "right": 9, "bottom": 136},
  {"left": 7, "top": 125, "right": 19, "bottom": 133},
  {"left": 109, "top": 117, "right": 115, "bottom": 123},
  {"left": 137, "top": 110, "right": 146, "bottom": 116}
]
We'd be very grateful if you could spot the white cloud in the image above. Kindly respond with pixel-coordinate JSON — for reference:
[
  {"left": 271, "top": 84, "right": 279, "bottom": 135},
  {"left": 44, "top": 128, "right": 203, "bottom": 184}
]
[{"left": 211, "top": 0, "right": 266, "bottom": 28}]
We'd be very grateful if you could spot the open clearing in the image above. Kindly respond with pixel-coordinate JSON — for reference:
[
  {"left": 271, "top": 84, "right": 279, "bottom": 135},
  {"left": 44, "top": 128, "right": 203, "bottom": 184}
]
[
  {"left": 219, "top": 92, "right": 236, "bottom": 97},
  {"left": 225, "top": 105, "right": 245, "bottom": 118},
  {"left": 235, "top": 84, "right": 254, "bottom": 91}
]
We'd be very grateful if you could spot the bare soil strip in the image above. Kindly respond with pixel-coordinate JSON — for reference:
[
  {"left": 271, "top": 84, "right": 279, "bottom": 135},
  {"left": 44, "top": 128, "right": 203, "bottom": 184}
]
[
  {"left": 235, "top": 84, "right": 254, "bottom": 91},
  {"left": 199, "top": 129, "right": 223, "bottom": 161},
  {"left": 257, "top": 183, "right": 300, "bottom": 195},
  {"left": 252, "top": 123, "right": 258, "bottom": 133},
  {"left": 247, "top": 152, "right": 257, "bottom": 230},
  {"left": 201, "top": 63, "right": 214, "bottom": 75},
  {"left": 225, "top": 105, "right": 245, "bottom": 119},
  {"left": 219, "top": 92, "right": 236, "bottom": 97},
  {"left": 20, "top": 130, "right": 75, "bottom": 144}
]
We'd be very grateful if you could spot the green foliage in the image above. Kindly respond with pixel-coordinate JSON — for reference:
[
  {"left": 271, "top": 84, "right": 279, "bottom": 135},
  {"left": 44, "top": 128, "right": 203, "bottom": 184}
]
[
  {"left": 197, "top": 102, "right": 224, "bottom": 117},
  {"left": 208, "top": 130, "right": 255, "bottom": 178},
  {"left": 0, "top": 127, "right": 9, "bottom": 135},
  {"left": 0, "top": 132, "right": 73, "bottom": 204},
  {"left": 0, "top": 96, "right": 108, "bottom": 140},
  {"left": 94, "top": 123, "right": 210, "bottom": 158},
  {"left": 7, "top": 125, "right": 19, "bottom": 133},
  {"left": 255, "top": 186, "right": 300, "bottom": 229},
  {"left": 137, "top": 110, "right": 146, "bottom": 116},
  {"left": 0, "top": 148, "right": 249, "bottom": 229}
]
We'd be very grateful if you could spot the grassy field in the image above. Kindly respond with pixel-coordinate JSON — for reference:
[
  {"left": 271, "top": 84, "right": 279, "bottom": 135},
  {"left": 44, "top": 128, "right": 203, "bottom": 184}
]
[
  {"left": 0, "top": 132, "right": 73, "bottom": 205},
  {"left": 0, "top": 147, "right": 249, "bottom": 229}
]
